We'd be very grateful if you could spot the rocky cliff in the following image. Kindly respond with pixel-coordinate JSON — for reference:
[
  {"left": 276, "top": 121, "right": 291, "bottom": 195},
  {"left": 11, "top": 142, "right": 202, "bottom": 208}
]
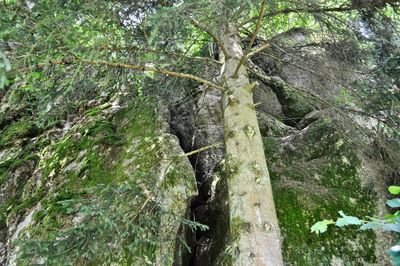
[{"left": 0, "top": 28, "right": 398, "bottom": 265}]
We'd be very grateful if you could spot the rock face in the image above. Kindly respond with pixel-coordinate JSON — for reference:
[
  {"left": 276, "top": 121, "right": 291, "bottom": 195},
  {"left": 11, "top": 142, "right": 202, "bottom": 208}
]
[
  {"left": 170, "top": 86, "right": 227, "bottom": 265},
  {"left": 0, "top": 27, "right": 397, "bottom": 266},
  {"left": 0, "top": 89, "right": 197, "bottom": 265},
  {"left": 253, "top": 28, "right": 360, "bottom": 101},
  {"left": 251, "top": 29, "right": 395, "bottom": 265},
  {"left": 264, "top": 112, "right": 388, "bottom": 265}
]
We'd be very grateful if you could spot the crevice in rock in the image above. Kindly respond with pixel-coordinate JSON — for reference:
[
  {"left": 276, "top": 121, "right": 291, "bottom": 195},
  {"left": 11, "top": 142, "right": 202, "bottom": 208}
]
[{"left": 168, "top": 88, "right": 228, "bottom": 266}]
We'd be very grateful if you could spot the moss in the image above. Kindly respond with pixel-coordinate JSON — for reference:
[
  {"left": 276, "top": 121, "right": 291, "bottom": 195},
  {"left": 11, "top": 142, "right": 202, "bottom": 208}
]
[
  {"left": 84, "top": 107, "right": 102, "bottom": 117},
  {"left": 6, "top": 96, "right": 196, "bottom": 265},
  {"left": 0, "top": 145, "right": 41, "bottom": 222},
  {"left": 263, "top": 137, "right": 279, "bottom": 161},
  {"left": 231, "top": 216, "right": 251, "bottom": 242},
  {"left": 11, "top": 188, "right": 46, "bottom": 215},
  {"left": 269, "top": 83, "right": 319, "bottom": 125},
  {"left": 274, "top": 187, "right": 376, "bottom": 265},
  {"left": 266, "top": 118, "right": 378, "bottom": 265},
  {"left": 0, "top": 120, "right": 39, "bottom": 147},
  {"left": 0, "top": 88, "right": 30, "bottom": 128},
  {"left": 15, "top": 97, "right": 160, "bottom": 236}
]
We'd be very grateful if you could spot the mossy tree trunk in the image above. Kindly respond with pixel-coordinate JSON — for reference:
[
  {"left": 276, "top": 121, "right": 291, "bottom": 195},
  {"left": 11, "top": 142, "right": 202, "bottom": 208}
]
[{"left": 219, "top": 19, "right": 283, "bottom": 265}]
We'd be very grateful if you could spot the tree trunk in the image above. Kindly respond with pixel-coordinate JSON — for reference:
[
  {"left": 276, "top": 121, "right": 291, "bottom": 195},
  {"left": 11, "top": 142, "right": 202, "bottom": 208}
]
[{"left": 220, "top": 21, "right": 284, "bottom": 266}]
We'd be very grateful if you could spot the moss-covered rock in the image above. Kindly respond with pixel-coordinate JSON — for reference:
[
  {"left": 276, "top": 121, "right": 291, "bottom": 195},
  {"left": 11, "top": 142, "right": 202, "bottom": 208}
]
[
  {"left": 0, "top": 95, "right": 197, "bottom": 265},
  {"left": 0, "top": 120, "right": 39, "bottom": 148},
  {"left": 0, "top": 87, "right": 31, "bottom": 130},
  {"left": 264, "top": 113, "right": 387, "bottom": 265}
]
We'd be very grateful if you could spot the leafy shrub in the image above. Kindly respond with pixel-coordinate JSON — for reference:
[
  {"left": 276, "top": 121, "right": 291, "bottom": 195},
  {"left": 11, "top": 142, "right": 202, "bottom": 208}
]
[{"left": 312, "top": 186, "right": 400, "bottom": 264}]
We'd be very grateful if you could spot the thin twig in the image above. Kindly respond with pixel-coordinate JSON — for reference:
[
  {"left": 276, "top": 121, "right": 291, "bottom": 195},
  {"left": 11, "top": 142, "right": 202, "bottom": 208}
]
[
  {"left": 233, "top": 0, "right": 267, "bottom": 78},
  {"left": 188, "top": 17, "right": 230, "bottom": 60},
  {"left": 183, "top": 143, "right": 223, "bottom": 157},
  {"left": 247, "top": 43, "right": 270, "bottom": 58}
]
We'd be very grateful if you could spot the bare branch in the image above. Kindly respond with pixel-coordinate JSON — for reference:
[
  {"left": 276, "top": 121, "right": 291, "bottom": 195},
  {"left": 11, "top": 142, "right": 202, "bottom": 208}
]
[
  {"left": 26, "top": 58, "right": 225, "bottom": 90},
  {"left": 188, "top": 17, "right": 230, "bottom": 60},
  {"left": 232, "top": 0, "right": 267, "bottom": 78},
  {"left": 182, "top": 143, "right": 222, "bottom": 157},
  {"left": 247, "top": 43, "right": 270, "bottom": 58}
]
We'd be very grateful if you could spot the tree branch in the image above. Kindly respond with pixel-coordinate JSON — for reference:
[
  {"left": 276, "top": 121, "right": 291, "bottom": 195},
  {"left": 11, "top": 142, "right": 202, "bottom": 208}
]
[
  {"left": 27, "top": 58, "right": 225, "bottom": 90},
  {"left": 182, "top": 143, "right": 222, "bottom": 157},
  {"left": 188, "top": 17, "right": 230, "bottom": 60},
  {"left": 100, "top": 45, "right": 222, "bottom": 65},
  {"left": 232, "top": 0, "right": 267, "bottom": 78},
  {"left": 247, "top": 43, "right": 270, "bottom": 58},
  {"left": 243, "top": 0, "right": 399, "bottom": 25}
]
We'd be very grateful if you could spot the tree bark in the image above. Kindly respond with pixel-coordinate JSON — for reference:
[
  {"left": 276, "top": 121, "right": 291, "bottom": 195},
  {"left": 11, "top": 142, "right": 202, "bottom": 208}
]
[{"left": 220, "top": 21, "right": 283, "bottom": 265}]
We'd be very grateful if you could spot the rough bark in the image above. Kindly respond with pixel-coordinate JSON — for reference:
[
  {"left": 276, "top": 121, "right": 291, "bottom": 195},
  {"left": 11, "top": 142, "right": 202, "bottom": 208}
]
[{"left": 220, "top": 21, "right": 283, "bottom": 265}]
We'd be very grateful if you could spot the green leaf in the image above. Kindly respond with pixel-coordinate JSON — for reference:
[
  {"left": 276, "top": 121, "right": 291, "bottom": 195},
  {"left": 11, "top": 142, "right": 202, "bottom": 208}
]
[
  {"left": 335, "top": 211, "right": 362, "bottom": 227},
  {"left": 359, "top": 222, "right": 381, "bottom": 230},
  {"left": 383, "top": 224, "right": 400, "bottom": 233},
  {"left": 31, "top": 72, "right": 42, "bottom": 79},
  {"left": 389, "top": 186, "right": 400, "bottom": 195},
  {"left": 311, "top": 220, "right": 334, "bottom": 234},
  {"left": 387, "top": 199, "right": 400, "bottom": 208},
  {"left": 388, "top": 245, "right": 400, "bottom": 266}
]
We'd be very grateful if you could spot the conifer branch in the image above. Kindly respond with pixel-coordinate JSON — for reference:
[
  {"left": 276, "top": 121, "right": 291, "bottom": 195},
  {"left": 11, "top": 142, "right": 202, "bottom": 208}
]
[
  {"left": 243, "top": 0, "right": 398, "bottom": 25},
  {"left": 232, "top": 0, "right": 267, "bottom": 78},
  {"left": 188, "top": 17, "right": 230, "bottom": 60},
  {"left": 29, "top": 58, "right": 225, "bottom": 90},
  {"left": 100, "top": 45, "right": 222, "bottom": 65}
]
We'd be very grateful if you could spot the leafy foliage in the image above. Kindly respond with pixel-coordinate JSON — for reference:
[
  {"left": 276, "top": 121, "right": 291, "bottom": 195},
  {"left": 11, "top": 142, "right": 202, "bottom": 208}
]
[
  {"left": 17, "top": 181, "right": 207, "bottom": 265},
  {"left": 312, "top": 186, "right": 400, "bottom": 264},
  {"left": 310, "top": 219, "right": 334, "bottom": 235}
]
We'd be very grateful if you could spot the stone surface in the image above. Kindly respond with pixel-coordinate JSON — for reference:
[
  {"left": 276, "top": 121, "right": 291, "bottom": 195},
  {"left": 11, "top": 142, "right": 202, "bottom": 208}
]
[{"left": 0, "top": 91, "right": 197, "bottom": 265}]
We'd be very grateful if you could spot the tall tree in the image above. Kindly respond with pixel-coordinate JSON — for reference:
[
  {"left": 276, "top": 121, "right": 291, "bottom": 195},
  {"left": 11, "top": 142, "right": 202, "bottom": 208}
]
[
  {"left": 1, "top": 0, "right": 399, "bottom": 264},
  {"left": 217, "top": 1, "right": 283, "bottom": 264}
]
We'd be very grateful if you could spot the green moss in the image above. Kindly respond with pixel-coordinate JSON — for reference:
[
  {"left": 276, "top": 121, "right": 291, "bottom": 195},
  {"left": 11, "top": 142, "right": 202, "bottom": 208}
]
[
  {"left": 11, "top": 188, "right": 46, "bottom": 215},
  {"left": 274, "top": 187, "right": 376, "bottom": 265},
  {"left": 84, "top": 107, "right": 102, "bottom": 117},
  {"left": 0, "top": 88, "right": 30, "bottom": 127},
  {"left": 5, "top": 96, "right": 195, "bottom": 265},
  {"left": 0, "top": 120, "right": 39, "bottom": 147},
  {"left": 263, "top": 137, "right": 279, "bottom": 161},
  {"left": 231, "top": 216, "right": 251, "bottom": 241},
  {"left": 266, "top": 118, "right": 378, "bottom": 265},
  {"left": 270, "top": 83, "right": 319, "bottom": 125}
]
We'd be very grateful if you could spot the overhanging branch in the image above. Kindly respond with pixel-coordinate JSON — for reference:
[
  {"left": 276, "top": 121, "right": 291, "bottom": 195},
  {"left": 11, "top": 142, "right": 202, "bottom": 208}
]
[
  {"left": 26, "top": 58, "right": 225, "bottom": 90},
  {"left": 243, "top": 0, "right": 399, "bottom": 25},
  {"left": 100, "top": 45, "right": 222, "bottom": 65},
  {"left": 247, "top": 43, "right": 270, "bottom": 58}
]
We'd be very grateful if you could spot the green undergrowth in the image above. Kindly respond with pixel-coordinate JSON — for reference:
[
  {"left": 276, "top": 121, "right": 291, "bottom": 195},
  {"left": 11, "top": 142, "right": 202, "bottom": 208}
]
[
  {"left": 0, "top": 88, "right": 31, "bottom": 128},
  {"left": 0, "top": 120, "right": 39, "bottom": 148},
  {"left": 14, "top": 98, "right": 156, "bottom": 264},
  {"left": 264, "top": 117, "right": 378, "bottom": 265}
]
